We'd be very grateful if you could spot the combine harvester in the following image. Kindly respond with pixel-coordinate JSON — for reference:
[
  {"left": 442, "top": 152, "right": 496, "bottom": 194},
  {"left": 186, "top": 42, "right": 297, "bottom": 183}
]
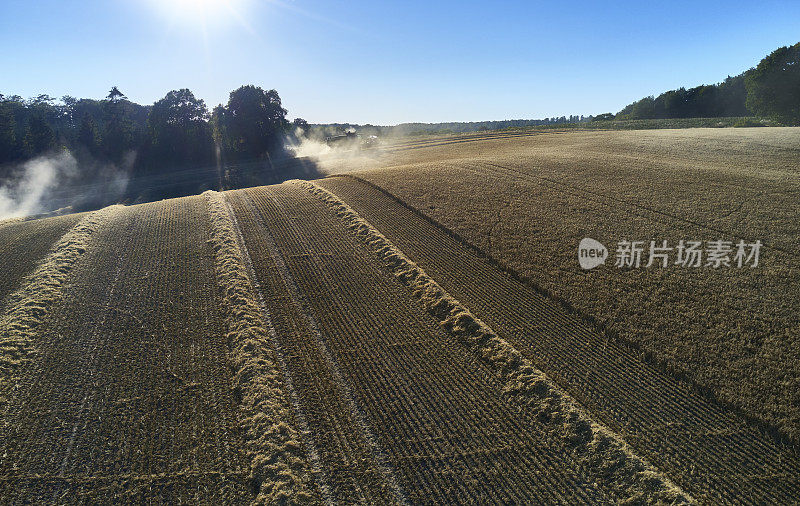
[{"left": 326, "top": 129, "right": 380, "bottom": 149}]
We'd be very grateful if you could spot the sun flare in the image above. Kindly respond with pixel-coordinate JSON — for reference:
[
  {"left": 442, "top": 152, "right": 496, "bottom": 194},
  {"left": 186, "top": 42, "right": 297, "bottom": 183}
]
[{"left": 149, "top": 0, "right": 248, "bottom": 29}]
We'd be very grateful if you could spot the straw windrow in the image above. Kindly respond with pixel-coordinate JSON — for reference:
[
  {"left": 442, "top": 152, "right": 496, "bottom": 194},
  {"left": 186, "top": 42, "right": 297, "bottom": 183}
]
[
  {"left": 0, "top": 205, "right": 121, "bottom": 407},
  {"left": 297, "top": 179, "right": 692, "bottom": 505},
  {"left": 203, "top": 190, "right": 317, "bottom": 504}
]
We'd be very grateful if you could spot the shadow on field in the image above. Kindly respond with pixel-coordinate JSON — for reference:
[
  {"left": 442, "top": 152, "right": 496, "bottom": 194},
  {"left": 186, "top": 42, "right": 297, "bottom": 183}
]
[
  {"left": 221, "top": 155, "right": 323, "bottom": 192},
  {"left": 37, "top": 153, "right": 324, "bottom": 216}
]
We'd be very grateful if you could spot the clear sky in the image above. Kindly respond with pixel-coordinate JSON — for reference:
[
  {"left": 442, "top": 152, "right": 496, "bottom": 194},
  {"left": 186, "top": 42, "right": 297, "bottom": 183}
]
[{"left": 2, "top": 0, "right": 799, "bottom": 125}]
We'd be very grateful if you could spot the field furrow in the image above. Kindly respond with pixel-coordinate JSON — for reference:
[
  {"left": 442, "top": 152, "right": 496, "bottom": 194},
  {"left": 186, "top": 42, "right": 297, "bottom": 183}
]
[
  {"left": 231, "top": 189, "right": 424, "bottom": 503},
  {"left": 0, "top": 207, "right": 119, "bottom": 411},
  {"left": 0, "top": 213, "right": 84, "bottom": 309},
  {"left": 228, "top": 190, "right": 402, "bottom": 504},
  {"left": 0, "top": 197, "right": 251, "bottom": 504},
  {"left": 228, "top": 183, "right": 608, "bottom": 503},
  {"left": 318, "top": 175, "right": 800, "bottom": 503}
]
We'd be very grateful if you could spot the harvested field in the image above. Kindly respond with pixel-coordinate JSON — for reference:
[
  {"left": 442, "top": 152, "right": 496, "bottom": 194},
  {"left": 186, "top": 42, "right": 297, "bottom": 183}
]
[
  {"left": 0, "top": 207, "right": 117, "bottom": 410},
  {"left": 318, "top": 175, "right": 800, "bottom": 503},
  {"left": 227, "top": 184, "right": 616, "bottom": 503},
  {"left": 347, "top": 127, "right": 800, "bottom": 446},
  {"left": 1, "top": 127, "right": 798, "bottom": 504},
  {"left": 0, "top": 198, "right": 251, "bottom": 503},
  {"left": 0, "top": 213, "right": 84, "bottom": 308}
]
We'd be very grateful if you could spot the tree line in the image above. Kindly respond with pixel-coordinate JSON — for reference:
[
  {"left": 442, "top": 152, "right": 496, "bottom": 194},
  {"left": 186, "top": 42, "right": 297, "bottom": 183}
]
[
  {"left": 2, "top": 39, "right": 796, "bottom": 180},
  {"left": 389, "top": 116, "right": 590, "bottom": 136},
  {"left": 0, "top": 85, "right": 308, "bottom": 180},
  {"left": 616, "top": 41, "right": 800, "bottom": 124}
]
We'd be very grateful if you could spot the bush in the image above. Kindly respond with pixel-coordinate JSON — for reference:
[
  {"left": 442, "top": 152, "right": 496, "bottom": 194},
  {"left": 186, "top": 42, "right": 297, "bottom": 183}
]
[{"left": 732, "top": 118, "right": 764, "bottom": 128}]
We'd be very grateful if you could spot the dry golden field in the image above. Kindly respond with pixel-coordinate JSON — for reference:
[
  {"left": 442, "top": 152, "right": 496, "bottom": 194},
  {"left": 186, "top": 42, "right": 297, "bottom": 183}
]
[
  {"left": 345, "top": 127, "right": 800, "bottom": 444},
  {"left": 0, "top": 127, "right": 798, "bottom": 504}
]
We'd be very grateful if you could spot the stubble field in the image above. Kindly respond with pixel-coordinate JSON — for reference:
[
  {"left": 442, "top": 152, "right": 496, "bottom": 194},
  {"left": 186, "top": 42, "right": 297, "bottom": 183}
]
[{"left": 0, "top": 127, "right": 798, "bottom": 504}]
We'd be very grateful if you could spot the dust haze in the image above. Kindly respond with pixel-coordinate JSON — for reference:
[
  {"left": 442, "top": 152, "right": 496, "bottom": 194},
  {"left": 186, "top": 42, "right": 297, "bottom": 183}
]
[
  {"left": 285, "top": 134, "right": 386, "bottom": 175},
  {"left": 0, "top": 150, "right": 131, "bottom": 221}
]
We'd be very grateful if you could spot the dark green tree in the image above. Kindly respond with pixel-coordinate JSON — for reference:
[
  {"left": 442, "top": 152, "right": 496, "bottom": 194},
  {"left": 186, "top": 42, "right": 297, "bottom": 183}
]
[
  {"left": 717, "top": 75, "right": 749, "bottom": 116},
  {"left": 77, "top": 114, "right": 101, "bottom": 155},
  {"left": 60, "top": 95, "right": 79, "bottom": 134},
  {"left": 210, "top": 104, "right": 230, "bottom": 152},
  {"left": 102, "top": 87, "right": 134, "bottom": 162},
  {"left": 224, "top": 85, "right": 287, "bottom": 159},
  {"left": 24, "top": 114, "right": 55, "bottom": 155},
  {"left": 745, "top": 42, "right": 800, "bottom": 125},
  {"left": 148, "top": 88, "right": 213, "bottom": 167},
  {"left": 0, "top": 100, "right": 17, "bottom": 163},
  {"left": 107, "top": 86, "right": 125, "bottom": 103},
  {"left": 292, "top": 117, "right": 310, "bottom": 137},
  {"left": 616, "top": 71, "right": 753, "bottom": 120}
]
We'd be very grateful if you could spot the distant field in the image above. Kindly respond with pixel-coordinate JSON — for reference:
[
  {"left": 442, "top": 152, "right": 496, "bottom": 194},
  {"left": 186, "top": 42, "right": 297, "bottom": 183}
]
[
  {"left": 0, "top": 127, "right": 798, "bottom": 503},
  {"left": 346, "top": 127, "right": 800, "bottom": 445}
]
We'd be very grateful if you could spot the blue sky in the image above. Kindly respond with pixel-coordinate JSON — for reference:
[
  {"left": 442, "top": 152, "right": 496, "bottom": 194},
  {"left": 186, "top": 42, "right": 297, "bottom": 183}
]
[{"left": 1, "top": 0, "right": 799, "bottom": 124}]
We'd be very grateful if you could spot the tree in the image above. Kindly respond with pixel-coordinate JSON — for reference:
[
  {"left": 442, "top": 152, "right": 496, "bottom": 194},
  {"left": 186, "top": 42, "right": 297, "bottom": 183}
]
[
  {"left": 745, "top": 42, "right": 800, "bottom": 125},
  {"left": 0, "top": 84, "right": 304, "bottom": 193},
  {"left": 616, "top": 71, "right": 752, "bottom": 120},
  {"left": 717, "top": 75, "right": 749, "bottom": 117},
  {"left": 29, "top": 94, "right": 56, "bottom": 107},
  {"left": 61, "top": 96, "right": 79, "bottom": 130},
  {"left": 107, "top": 86, "right": 125, "bottom": 103},
  {"left": 148, "top": 89, "right": 213, "bottom": 167},
  {"left": 150, "top": 89, "right": 209, "bottom": 128},
  {"left": 224, "top": 85, "right": 288, "bottom": 159},
  {"left": 210, "top": 104, "right": 230, "bottom": 152},
  {"left": 77, "top": 114, "right": 101, "bottom": 155},
  {"left": 0, "top": 100, "right": 17, "bottom": 163},
  {"left": 25, "top": 114, "right": 55, "bottom": 155},
  {"left": 292, "top": 117, "right": 310, "bottom": 137},
  {"left": 102, "top": 87, "right": 134, "bottom": 162}
]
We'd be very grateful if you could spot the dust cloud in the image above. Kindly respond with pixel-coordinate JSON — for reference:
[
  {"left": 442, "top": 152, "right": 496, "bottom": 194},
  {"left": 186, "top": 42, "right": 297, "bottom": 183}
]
[
  {"left": 0, "top": 152, "right": 77, "bottom": 220},
  {"left": 0, "top": 150, "right": 131, "bottom": 220},
  {"left": 285, "top": 134, "right": 385, "bottom": 175}
]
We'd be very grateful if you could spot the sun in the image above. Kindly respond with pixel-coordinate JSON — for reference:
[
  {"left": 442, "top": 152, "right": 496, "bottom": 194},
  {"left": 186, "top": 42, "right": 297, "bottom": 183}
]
[{"left": 149, "top": 0, "right": 249, "bottom": 30}]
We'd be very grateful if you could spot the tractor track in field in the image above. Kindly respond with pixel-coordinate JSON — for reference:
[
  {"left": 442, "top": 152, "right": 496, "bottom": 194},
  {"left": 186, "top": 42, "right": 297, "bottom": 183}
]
[
  {"left": 231, "top": 183, "right": 613, "bottom": 503},
  {"left": 227, "top": 188, "right": 409, "bottom": 503},
  {"left": 223, "top": 194, "right": 335, "bottom": 505},
  {"left": 236, "top": 190, "right": 408, "bottom": 505},
  {"left": 51, "top": 239, "right": 128, "bottom": 502},
  {"left": 319, "top": 174, "right": 800, "bottom": 503}
]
